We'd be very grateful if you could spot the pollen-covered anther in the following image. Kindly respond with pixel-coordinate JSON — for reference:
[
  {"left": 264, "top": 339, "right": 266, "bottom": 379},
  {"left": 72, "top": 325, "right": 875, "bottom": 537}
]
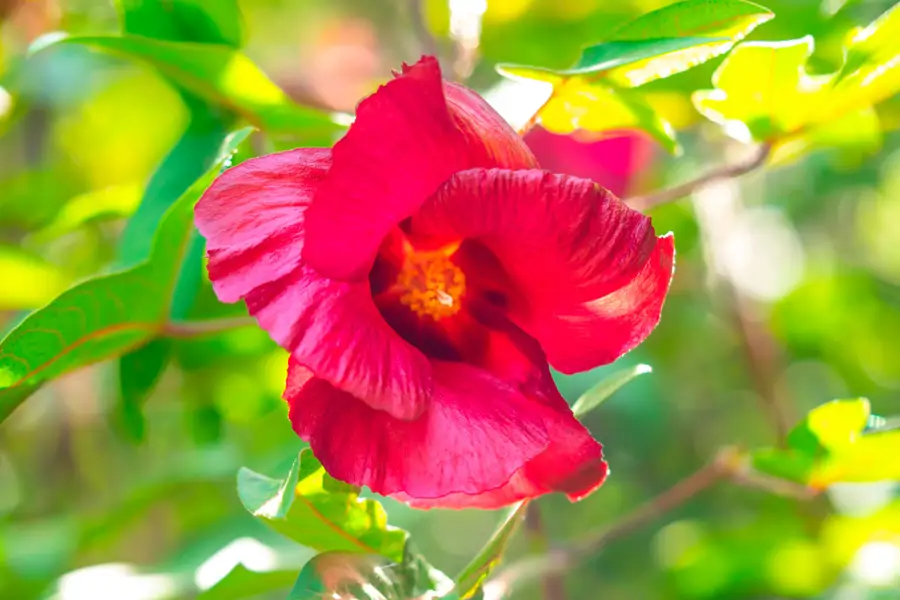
[{"left": 397, "top": 251, "right": 466, "bottom": 320}]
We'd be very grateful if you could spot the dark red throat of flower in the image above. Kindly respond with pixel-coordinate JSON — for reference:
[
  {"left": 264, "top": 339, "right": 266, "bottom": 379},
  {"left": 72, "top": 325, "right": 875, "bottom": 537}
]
[{"left": 370, "top": 228, "right": 520, "bottom": 365}]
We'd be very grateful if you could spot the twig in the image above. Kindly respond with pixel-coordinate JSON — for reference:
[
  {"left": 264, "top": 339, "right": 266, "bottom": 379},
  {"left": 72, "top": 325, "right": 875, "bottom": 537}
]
[
  {"left": 524, "top": 503, "right": 566, "bottom": 600},
  {"left": 408, "top": 0, "right": 438, "bottom": 58},
  {"left": 482, "top": 447, "right": 818, "bottom": 600},
  {"left": 483, "top": 451, "right": 731, "bottom": 600},
  {"left": 162, "top": 316, "right": 256, "bottom": 338},
  {"left": 627, "top": 144, "right": 771, "bottom": 212},
  {"left": 729, "top": 291, "right": 795, "bottom": 442}
]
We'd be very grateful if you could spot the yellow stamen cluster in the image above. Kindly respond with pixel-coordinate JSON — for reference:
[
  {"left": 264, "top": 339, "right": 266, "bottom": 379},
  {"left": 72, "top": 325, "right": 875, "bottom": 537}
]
[{"left": 397, "top": 251, "right": 466, "bottom": 320}]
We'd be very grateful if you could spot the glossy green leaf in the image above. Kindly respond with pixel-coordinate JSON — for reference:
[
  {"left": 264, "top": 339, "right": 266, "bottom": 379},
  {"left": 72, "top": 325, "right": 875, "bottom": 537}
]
[
  {"left": 237, "top": 449, "right": 407, "bottom": 561},
  {"left": 605, "top": 0, "right": 774, "bottom": 87},
  {"left": 197, "top": 564, "right": 297, "bottom": 600},
  {"left": 115, "top": 338, "right": 173, "bottom": 441},
  {"left": 752, "top": 399, "right": 900, "bottom": 487},
  {"left": 119, "top": 107, "right": 233, "bottom": 268},
  {"left": 289, "top": 550, "right": 456, "bottom": 600},
  {"left": 498, "top": 36, "right": 724, "bottom": 82},
  {"left": 572, "top": 364, "right": 653, "bottom": 418},
  {"left": 0, "top": 128, "right": 252, "bottom": 424},
  {"left": 32, "top": 35, "right": 341, "bottom": 138},
  {"left": 455, "top": 501, "right": 528, "bottom": 599},
  {"left": 115, "top": 0, "right": 244, "bottom": 47}
]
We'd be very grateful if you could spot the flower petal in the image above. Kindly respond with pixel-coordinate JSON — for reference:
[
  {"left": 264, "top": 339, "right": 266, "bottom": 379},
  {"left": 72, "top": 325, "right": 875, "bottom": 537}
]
[
  {"left": 246, "top": 266, "right": 432, "bottom": 420},
  {"left": 302, "top": 57, "right": 473, "bottom": 281},
  {"left": 413, "top": 168, "right": 672, "bottom": 371},
  {"left": 444, "top": 82, "right": 537, "bottom": 170},
  {"left": 286, "top": 357, "right": 556, "bottom": 501},
  {"left": 535, "top": 234, "right": 675, "bottom": 373},
  {"left": 195, "top": 148, "right": 330, "bottom": 303},
  {"left": 195, "top": 148, "right": 431, "bottom": 420},
  {"left": 303, "top": 58, "right": 538, "bottom": 282}
]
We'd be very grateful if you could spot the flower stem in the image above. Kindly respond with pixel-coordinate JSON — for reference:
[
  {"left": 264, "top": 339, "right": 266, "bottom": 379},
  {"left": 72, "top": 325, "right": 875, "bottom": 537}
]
[
  {"left": 627, "top": 144, "right": 771, "bottom": 212},
  {"left": 524, "top": 503, "right": 567, "bottom": 600}
]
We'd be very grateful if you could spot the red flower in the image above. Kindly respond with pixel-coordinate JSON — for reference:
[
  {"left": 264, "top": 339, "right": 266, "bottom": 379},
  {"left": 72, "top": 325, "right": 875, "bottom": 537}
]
[{"left": 195, "top": 57, "right": 674, "bottom": 509}]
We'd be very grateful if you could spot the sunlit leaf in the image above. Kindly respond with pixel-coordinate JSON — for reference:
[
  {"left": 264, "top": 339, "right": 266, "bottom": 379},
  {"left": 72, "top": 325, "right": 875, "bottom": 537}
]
[
  {"left": 289, "top": 551, "right": 456, "bottom": 600},
  {"left": 237, "top": 449, "right": 407, "bottom": 561},
  {"left": 572, "top": 364, "right": 653, "bottom": 418},
  {"left": 32, "top": 184, "right": 143, "bottom": 241},
  {"left": 693, "top": 38, "right": 820, "bottom": 142},
  {"left": 115, "top": 0, "right": 244, "bottom": 47},
  {"left": 497, "top": 36, "right": 725, "bottom": 82},
  {"left": 31, "top": 35, "right": 341, "bottom": 138},
  {"left": 0, "top": 246, "right": 69, "bottom": 310},
  {"left": 694, "top": 4, "right": 900, "bottom": 160},
  {"left": 538, "top": 80, "right": 681, "bottom": 154},
  {"left": 752, "top": 399, "right": 900, "bottom": 487},
  {"left": 455, "top": 501, "right": 528, "bottom": 599},
  {"left": 0, "top": 128, "right": 252, "bottom": 424},
  {"left": 605, "top": 0, "right": 774, "bottom": 87},
  {"left": 495, "top": 0, "right": 770, "bottom": 152}
]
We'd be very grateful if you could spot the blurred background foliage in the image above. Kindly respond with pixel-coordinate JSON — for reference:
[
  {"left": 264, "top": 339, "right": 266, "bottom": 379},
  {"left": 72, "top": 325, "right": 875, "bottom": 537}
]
[{"left": 1, "top": 0, "right": 900, "bottom": 599}]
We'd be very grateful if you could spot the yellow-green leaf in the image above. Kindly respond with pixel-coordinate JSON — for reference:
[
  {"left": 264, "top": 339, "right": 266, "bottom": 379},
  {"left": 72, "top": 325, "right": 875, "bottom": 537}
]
[
  {"left": 31, "top": 35, "right": 341, "bottom": 138},
  {"left": 605, "top": 0, "right": 774, "bottom": 87},
  {"left": 540, "top": 79, "right": 680, "bottom": 154},
  {"left": 693, "top": 38, "right": 821, "bottom": 142},
  {"left": 237, "top": 449, "right": 407, "bottom": 561}
]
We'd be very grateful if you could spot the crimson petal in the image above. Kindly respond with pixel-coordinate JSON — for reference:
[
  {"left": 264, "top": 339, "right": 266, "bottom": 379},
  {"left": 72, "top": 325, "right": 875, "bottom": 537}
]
[
  {"left": 286, "top": 358, "right": 558, "bottom": 502},
  {"left": 303, "top": 57, "right": 538, "bottom": 282},
  {"left": 413, "top": 168, "right": 674, "bottom": 371},
  {"left": 195, "top": 149, "right": 432, "bottom": 420}
]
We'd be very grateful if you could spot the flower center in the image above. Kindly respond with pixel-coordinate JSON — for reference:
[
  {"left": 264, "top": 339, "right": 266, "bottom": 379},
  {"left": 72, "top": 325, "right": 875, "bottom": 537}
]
[{"left": 397, "top": 250, "right": 466, "bottom": 320}]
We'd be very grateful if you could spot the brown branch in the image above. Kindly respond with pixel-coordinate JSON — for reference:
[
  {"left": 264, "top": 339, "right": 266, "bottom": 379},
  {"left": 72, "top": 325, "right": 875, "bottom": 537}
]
[
  {"left": 482, "top": 448, "right": 818, "bottom": 600},
  {"left": 523, "top": 503, "right": 566, "bottom": 600},
  {"left": 162, "top": 317, "right": 256, "bottom": 338},
  {"left": 627, "top": 144, "right": 771, "bottom": 212},
  {"left": 728, "top": 291, "right": 795, "bottom": 442}
]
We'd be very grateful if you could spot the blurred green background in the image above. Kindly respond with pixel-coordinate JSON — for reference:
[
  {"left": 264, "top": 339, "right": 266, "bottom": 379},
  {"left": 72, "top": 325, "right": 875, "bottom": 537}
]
[{"left": 2, "top": 0, "right": 900, "bottom": 598}]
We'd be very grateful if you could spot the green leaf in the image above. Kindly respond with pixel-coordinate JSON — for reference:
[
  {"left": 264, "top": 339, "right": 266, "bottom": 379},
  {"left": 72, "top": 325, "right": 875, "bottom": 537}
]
[
  {"left": 494, "top": 0, "right": 770, "bottom": 152},
  {"left": 455, "top": 501, "right": 528, "bottom": 599},
  {"left": 572, "top": 364, "right": 652, "bottom": 418},
  {"left": 693, "top": 38, "right": 820, "bottom": 142},
  {"left": 605, "top": 0, "right": 774, "bottom": 87},
  {"left": 827, "top": 2, "right": 900, "bottom": 119},
  {"left": 695, "top": 4, "right": 900, "bottom": 160},
  {"left": 237, "top": 449, "right": 407, "bottom": 562},
  {"left": 752, "top": 398, "right": 900, "bottom": 487},
  {"left": 115, "top": 0, "right": 244, "bottom": 47},
  {"left": 498, "top": 36, "right": 725, "bottom": 82},
  {"left": 197, "top": 564, "right": 297, "bottom": 600},
  {"left": 538, "top": 79, "right": 681, "bottom": 154},
  {"left": 32, "top": 35, "right": 341, "bottom": 138},
  {"left": 289, "top": 550, "right": 456, "bottom": 600},
  {"left": 0, "top": 128, "right": 252, "bottom": 424},
  {"left": 119, "top": 106, "right": 233, "bottom": 268},
  {"left": 115, "top": 338, "right": 173, "bottom": 442}
]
